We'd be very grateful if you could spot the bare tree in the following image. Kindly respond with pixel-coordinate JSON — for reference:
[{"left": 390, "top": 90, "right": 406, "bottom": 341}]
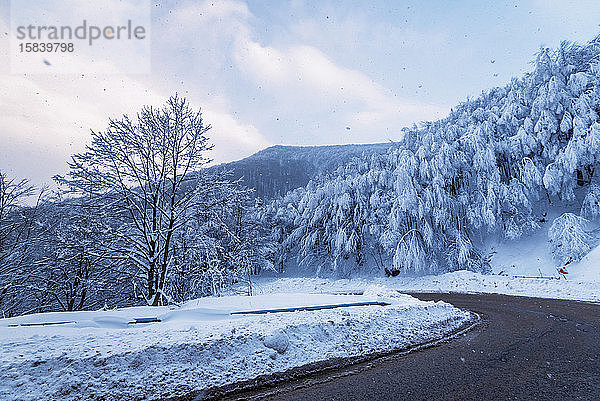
[
  {"left": 31, "top": 197, "right": 128, "bottom": 311},
  {"left": 168, "top": 179, "right": 273, "bottom": 300},
  {"left": 0, "top": 171, "right": 40, "bottom": 316},
  {"left": 56, "top": 95, "right": 215, "bottom": 306}
]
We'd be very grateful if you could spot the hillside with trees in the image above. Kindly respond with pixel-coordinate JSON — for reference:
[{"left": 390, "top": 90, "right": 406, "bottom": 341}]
[
  {"left": 211, "top": 143, "right": 394, "bottom": 200},
  {"left": 262, "top": 36, "right": 600, "bottom": 277}
]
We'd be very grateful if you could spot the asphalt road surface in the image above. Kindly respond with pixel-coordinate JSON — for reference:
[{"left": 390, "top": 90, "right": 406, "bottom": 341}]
[{"left": 221, "top": 293, "right": 600, "bottom": 401}]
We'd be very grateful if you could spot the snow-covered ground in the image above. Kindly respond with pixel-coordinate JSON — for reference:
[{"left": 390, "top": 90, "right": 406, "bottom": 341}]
[
  {"left": 568, "top": 241, "right": 600, "bottom": 282},
  {"left": 255, "top": 239, "right": 600, "bottom": 304},
  {"left": 0, "top": 288, "right": 471, "bottom": 401},
  {"left": 4, "top": 230, "right": 598, "bottom": 401},
  {"left": 256, "top": 269, "right": 600, "bottom": 303},
  {"left": 482, "top": 211, "right": 600, "bottom": 280}
]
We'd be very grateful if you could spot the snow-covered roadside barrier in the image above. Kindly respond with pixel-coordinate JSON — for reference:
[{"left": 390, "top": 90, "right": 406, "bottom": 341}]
[
  {"left": 0, "top": 289, "right": 471, "bottom": 401},
  {"left": 255, "top": 270, "right": 600, "bottom": 303}
]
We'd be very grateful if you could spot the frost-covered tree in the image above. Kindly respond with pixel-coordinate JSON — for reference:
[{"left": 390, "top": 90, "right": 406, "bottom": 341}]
[
  {"left": 56, "top": 95, "right": 223, "bottom": 306},
  {"left": 168, "top": 178, "right": 273, "bottom": 300},
  {"left": 548, "top": 213, "right": 592, "bottom": 265},
  {"left": 0, "top": 172, "right": 35, "bottom": 276},
  {"left": 31, "top": 197, "right": 128, "bottom": 312},
  {"left": 391, "top": 229, "right": 429, "bottom": 273},
  {"left": 581, "top": 184, "right": 600, "bottom": 219},
  {"left": 0, "top": 172, "right": 41, "bottom": 316}
]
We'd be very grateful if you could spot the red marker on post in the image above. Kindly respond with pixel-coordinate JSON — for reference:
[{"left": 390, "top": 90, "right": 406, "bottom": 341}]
[{"left": 557, "top": 266, "right": 569, "bottom": 279}]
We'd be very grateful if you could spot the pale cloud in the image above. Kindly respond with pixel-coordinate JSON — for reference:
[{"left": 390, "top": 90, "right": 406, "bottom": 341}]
[
  {"left": 0, "top": 0, "right": 272, "bottom": 185},
  {"left": 0, "top": 69, "right": 271, "bottom": 184},
  {"left": 157, "top": 0, "right": 447, "bottom": 144},
  {"left": 0, "top": 72, "right": 165, "bottom": 185},
  {"left": 233, "top": 36, "right": 447, "bottom": 140},
  {"left": 9, "top": 0, "right": 151, "bottom": 74},
  {"left": 203, "top": 109, "right": 271, "bottom": 163}
]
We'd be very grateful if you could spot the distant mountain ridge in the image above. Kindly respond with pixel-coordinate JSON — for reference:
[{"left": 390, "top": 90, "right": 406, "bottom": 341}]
[{"left": 212, "top": 143, "right": 395, "bottom": 199}]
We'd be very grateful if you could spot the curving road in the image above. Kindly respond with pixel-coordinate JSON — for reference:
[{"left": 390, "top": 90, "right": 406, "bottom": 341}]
[{"left": 220, "top": 293, "right": 600, "bottom": 401}]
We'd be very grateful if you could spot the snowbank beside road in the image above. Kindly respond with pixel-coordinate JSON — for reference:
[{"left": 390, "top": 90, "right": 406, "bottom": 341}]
[
  {"left": 0, "top": 290, "right": 471, "bottom": 401},
  {"left": 256, "top": 270, "right": 600, "bottom": 303},
  {"left": 568, "top": 243, "right": 600, "bottom": 282}
]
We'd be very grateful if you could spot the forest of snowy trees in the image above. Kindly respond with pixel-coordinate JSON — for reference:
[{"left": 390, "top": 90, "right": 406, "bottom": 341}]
[
  {"left": 3, "top": 35, "right": 600, "bottom": 316},
  {"left": 0, "top": 96, "right": 274, "bottom": 316},
  {"left": 261, "top": 35, "right": 600, "bottom": 277}
]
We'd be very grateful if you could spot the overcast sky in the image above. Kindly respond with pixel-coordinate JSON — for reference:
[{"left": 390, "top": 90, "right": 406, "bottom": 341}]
[{"left": 1, "top": 0, "right": 600, "bottom": 187}]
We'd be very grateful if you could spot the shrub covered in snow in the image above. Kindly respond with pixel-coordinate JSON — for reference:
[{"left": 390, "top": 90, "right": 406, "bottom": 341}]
[
  {"left": 581, "top": 184, "right": 600, "bottom": 220},
  {"left": 548, "top": 213, "right": 592, "bottom": 265}
]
